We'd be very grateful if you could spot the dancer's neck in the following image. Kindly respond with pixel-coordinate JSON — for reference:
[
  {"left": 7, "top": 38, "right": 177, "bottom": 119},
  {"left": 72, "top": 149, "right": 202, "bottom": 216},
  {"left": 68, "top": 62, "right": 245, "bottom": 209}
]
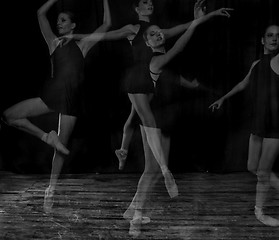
[{"left": 138, "top": 15, "right": 150, "bottom": 23}]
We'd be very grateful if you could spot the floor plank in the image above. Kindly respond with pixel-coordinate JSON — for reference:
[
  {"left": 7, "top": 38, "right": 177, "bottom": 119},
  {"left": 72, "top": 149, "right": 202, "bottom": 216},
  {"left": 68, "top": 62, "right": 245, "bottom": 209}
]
[{"left": 0, "top": 171, "right": 278, "bottom": 239}]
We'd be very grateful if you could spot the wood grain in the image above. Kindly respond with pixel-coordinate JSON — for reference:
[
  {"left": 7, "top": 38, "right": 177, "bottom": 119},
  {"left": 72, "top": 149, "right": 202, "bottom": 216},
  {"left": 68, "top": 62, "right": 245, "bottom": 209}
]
[{"left": 0, "top": 171, "right": 278, "bottom": 239}]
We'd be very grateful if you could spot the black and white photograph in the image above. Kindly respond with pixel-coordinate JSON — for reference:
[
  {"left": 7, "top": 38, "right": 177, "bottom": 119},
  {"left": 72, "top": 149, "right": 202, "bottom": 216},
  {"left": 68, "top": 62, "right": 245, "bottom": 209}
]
[{"left": 0, "top": 0, "right": 278, "bottom": 239}]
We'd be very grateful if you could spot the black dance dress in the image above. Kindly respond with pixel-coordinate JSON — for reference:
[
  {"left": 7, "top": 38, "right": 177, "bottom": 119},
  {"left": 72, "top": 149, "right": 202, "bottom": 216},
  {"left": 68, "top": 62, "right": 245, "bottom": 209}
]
[
  {"left": 40, "top": 40, "right": 84, "bottom": 117},
  {"left": 124, "top": 20, "right": 154, "bottom": 94},
  {"left": 249, "top": 54, "right": 279, "bottom": 138},
  {"left": 150, "top": 52, "right": 182, "bottom": 135}
]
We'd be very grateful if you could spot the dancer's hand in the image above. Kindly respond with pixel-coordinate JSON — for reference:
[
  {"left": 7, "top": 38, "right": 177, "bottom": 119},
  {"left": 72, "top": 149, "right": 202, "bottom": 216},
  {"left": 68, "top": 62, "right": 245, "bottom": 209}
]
[
  {"left": 192, "top": 79, "right": 200, "bottom": 88},
  {"left": 194, "top": 0, "right": 207, "bottom": 19},
  {"left": 212, "top": 7, "right": 234, "bottom": 18},
  {"left": 209, "top": 98, "right": 224, "bottom": 112}
]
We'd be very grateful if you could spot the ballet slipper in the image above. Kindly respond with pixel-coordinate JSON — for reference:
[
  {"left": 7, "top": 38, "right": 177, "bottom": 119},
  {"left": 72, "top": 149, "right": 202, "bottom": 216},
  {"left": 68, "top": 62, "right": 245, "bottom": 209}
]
[
  {"left": 115, "top": 149, "right": 127, "bottom": 170},
  {"left": 255, "top": 206, "right": 279, "bottom": 227},
  {"left": 163, "top": 169, "right": 179, "bottom": 198},
  {"left": 44, "top": 186, "right": 54, "bottom": 213},
  {"left": 46, "top": 131, "right": 69, "bottom": 155}
]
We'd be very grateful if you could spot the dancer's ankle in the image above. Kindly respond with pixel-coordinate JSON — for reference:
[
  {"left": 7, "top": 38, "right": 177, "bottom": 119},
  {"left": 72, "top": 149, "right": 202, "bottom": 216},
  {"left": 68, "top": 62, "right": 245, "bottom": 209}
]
[
  {"left": 133, "top": 210, "right": 142, "bottom": 220},
  {"left": 255, "top": 206, "right": 264, "bottom": 216}
]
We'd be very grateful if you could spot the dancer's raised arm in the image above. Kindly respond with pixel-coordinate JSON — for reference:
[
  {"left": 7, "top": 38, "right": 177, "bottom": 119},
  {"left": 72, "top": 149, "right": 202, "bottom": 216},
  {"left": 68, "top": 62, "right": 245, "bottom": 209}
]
[
  {"left": 79, "top": 0, "right": 112, "bottom": 57},
  {"left": 148, "top": 7, "right": 233, "bottom": 73},
  {"left": 37, "top": 0, "right": 59, "bottom": 54},
  {"left": 161, "top": 0, "right": 206, "bottom": 39}
]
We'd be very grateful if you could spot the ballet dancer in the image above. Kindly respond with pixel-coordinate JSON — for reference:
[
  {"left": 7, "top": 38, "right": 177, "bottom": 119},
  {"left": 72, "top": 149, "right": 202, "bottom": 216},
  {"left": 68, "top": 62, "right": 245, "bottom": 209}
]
[
  {"left": 127, "top": 5, "right": 233, "bottom": 237},
  {"left": 209, "top": 24, "right": 279, "bottom": 227},
  {"left": 114, "top": 0, "right": 209, "bottom": 171},
  {"left": 2, "top": 0, "right": 111, "bottom": 213}
]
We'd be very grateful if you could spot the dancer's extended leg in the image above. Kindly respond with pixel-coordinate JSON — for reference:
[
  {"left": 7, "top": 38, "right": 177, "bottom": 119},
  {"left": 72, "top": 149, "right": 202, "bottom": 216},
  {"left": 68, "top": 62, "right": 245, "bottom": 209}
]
[
  {"left": 128, "top": 93, "right": 178, "bottom": 198},
  {"left": 125, "top": 129, "right": 171, "bottom": 219},
  {"left": 128, "top": 125, "right": 162, "bottom": 237}
]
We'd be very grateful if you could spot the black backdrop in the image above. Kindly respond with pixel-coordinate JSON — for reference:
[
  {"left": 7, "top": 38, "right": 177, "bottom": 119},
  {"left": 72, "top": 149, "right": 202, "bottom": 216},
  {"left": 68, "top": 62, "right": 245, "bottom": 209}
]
[{"left": 1, "top": 0, "right": 279, "bottom": 174}]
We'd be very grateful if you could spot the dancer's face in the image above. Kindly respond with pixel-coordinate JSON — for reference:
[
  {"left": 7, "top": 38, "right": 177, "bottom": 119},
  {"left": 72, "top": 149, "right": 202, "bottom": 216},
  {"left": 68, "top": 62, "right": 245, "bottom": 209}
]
[
  {"left": 135, "top": 0, "right": 154, "bottom": 17},
  {"left": 262, "top": 25, "right": 279, "bottom": 54},
  {"left": 57, "top": 13, "right": 76, "bottom": 36},
  {"left": 145, "top": 25, "right": 165, "bottom": 48}
]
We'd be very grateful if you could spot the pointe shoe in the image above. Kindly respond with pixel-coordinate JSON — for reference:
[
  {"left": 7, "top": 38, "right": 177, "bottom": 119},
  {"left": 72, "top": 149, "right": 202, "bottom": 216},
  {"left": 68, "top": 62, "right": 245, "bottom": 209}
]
[
  {"left": 46, "top": 131, "right": 69, "bottom": 155},
  {"left": 255, "top": 206, "right": 279, "bottom": 227},
  {"left": 44, "top": 186, "right": 54, "bottom": 213},
  {"left": 123, "top": 206, "right": 150, "bottom": 224},
  {"left": 163, "top": 169, "right": 178, "bottom": 198},
  {"left": 115, "top": 149, "right": 127, "bottom": 170}
]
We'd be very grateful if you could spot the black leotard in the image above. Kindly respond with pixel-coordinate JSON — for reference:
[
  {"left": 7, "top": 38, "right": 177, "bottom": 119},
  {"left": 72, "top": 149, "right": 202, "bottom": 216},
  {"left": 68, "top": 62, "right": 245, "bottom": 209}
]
[
  {"left": 150, "top": 52, "right": 181, "bottom": 135},
  {"left": 249, "top": 54, "right": 279, "bottom": 138},
  {"left": 40, "top": 40, "right": 84, "bottom": 117},
  {"left": 124, "top": 21, "right": 154, "bottom": 94}
]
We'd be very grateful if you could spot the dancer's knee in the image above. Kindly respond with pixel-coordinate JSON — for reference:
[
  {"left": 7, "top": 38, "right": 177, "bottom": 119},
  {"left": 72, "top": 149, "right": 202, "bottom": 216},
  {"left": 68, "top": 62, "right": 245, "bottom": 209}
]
[
  {"left": 2, "top": 110, "right": 15, "bottom": 126},
  {"left": 138, "top": 113, "right": 155, "bottom": 128},
  {"left": 247, "top": 162, "right": 258, "bottom": 175}
]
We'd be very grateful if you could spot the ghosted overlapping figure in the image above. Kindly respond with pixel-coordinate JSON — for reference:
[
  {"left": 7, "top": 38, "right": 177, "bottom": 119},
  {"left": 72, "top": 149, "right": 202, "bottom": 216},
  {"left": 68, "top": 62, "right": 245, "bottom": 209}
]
[
  {"left": 210, "top": 24, "right": 279, "bottom": 227},
  {"left": 126, "top": 3, "right": 233, "bottom": 236}
]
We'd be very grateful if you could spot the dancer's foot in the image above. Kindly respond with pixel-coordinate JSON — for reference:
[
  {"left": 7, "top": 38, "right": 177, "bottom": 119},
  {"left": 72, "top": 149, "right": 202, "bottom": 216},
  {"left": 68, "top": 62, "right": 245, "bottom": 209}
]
[
  {"left": 129, "top": 217, "right": 142, "bottom": 238},
  {"left": 255, "top": 206, "right": 279, "bottom": 227},
  {"left": 115, "top": 149, "right": 127, "bottom": 170},
  {"left": 123, "top": 206, "right": 150, "bottom": 224},
  {"left": 163, "top": 169, "right": 178, "bottom": 198},
  {"left": 46, "top": 131, "right": 69, "bottom": 155},
  {"left": 44, "top": 186, "right": 54, "bottom": 213}
]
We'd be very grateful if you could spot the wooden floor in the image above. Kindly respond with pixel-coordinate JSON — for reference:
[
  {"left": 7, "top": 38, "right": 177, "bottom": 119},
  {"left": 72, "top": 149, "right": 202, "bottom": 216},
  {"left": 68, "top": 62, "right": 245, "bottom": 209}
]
[{"left": 0, "top": 171, "right": 278, "bottom": 239}]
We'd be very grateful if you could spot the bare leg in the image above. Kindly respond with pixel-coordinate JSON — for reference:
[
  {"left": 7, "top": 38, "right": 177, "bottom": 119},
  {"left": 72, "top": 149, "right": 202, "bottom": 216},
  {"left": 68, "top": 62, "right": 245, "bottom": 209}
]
[
  {"left": 128, "top": 93, "right": 178, "bottom": 198},
  {"left": 3, "top": 98, "right": 52, "bottom": 139},
  {"left": 128, "top": 125, "right": 162, "bottom": 237},
  {"left": 3, "top": 98, "right": 69, "bottom": 154},
  {"left": 124, "top": 125, "right": 164, "bottom": 219},
  {"left": 115, "top": 105, "right": 138, "bottom": 170},
  {"left": 247, "top": 134, "right": 262, "bottom": 175},
  {"left": 122, "top": 105, "right": 137, "bottom": 150},
  {"left": 44, "top": 114, "right": 76, "bottom": 213},
  {"left": 255, "top": 138, "right": 279, "bottom": 227}
]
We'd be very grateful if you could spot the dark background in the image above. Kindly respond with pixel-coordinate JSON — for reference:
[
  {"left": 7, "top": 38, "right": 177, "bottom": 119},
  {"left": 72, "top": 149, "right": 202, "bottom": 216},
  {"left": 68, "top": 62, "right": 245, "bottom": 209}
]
[{"left": 0, "top": 0, "right": 278, "bottom": 174}]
